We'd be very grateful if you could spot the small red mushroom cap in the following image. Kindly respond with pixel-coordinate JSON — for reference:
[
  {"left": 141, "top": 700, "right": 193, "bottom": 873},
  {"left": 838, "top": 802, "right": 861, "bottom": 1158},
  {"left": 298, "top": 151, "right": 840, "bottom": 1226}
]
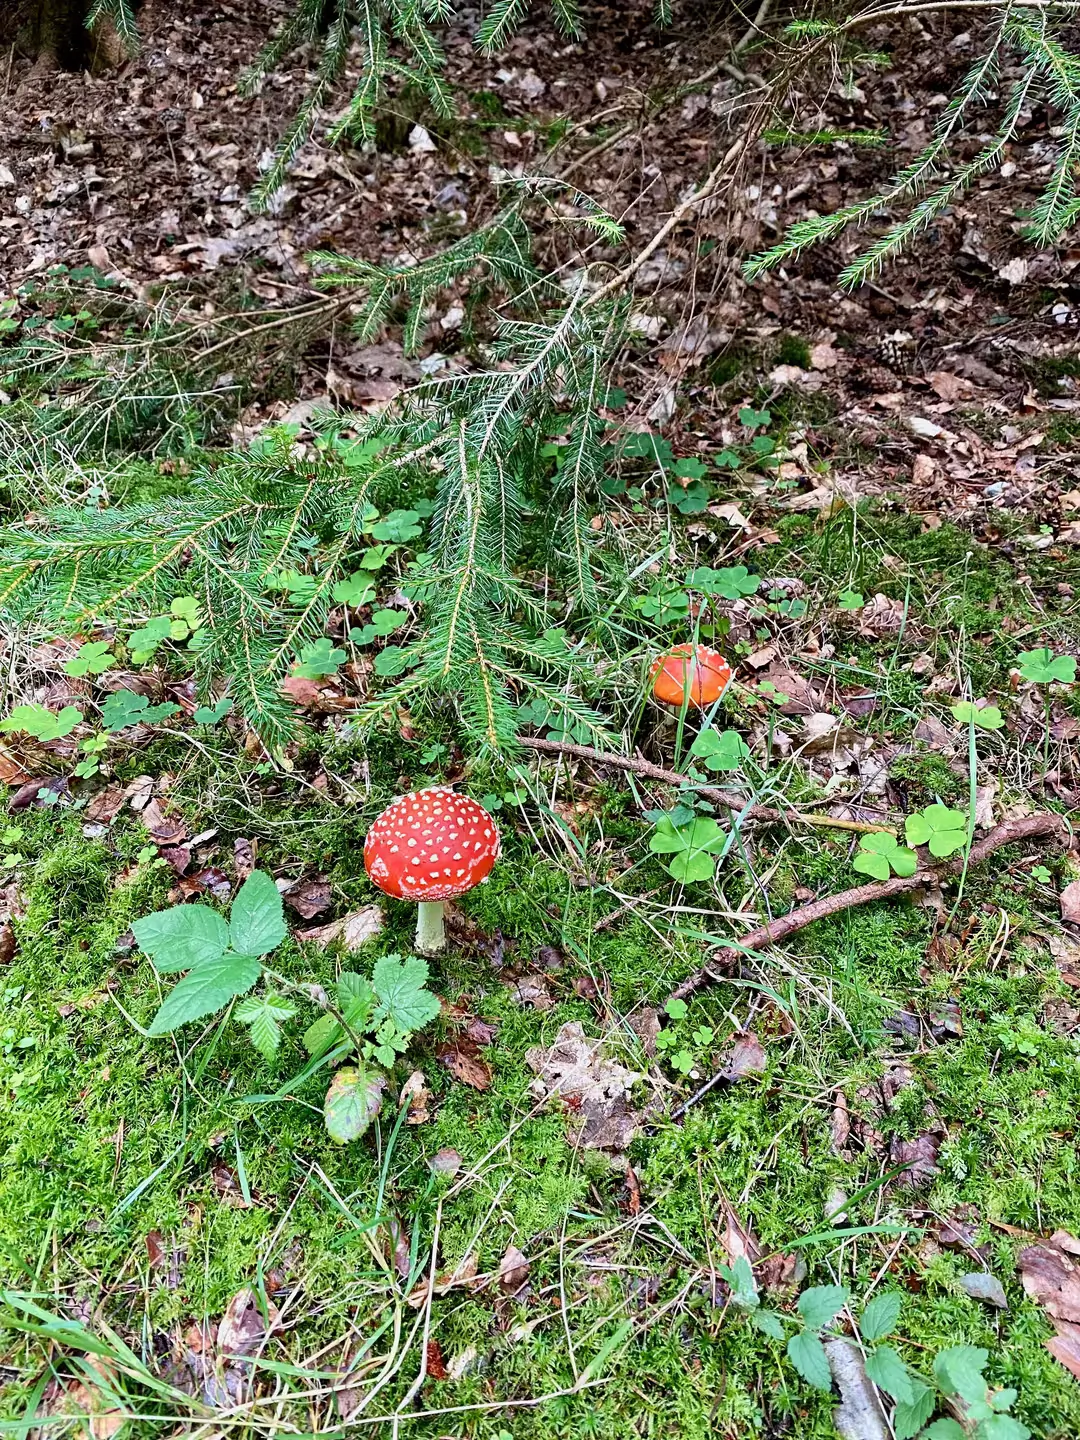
[
  {"left": 364, "top": 787, "right": 501, "bottom": 901},
  {"left": 650, "top": 643, "right": 732, "bottom": 708}
]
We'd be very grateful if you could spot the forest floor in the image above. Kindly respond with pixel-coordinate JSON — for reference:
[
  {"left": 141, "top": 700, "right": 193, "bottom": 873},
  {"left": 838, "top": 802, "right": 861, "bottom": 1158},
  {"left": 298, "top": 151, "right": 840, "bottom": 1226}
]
[{"left": 2, "top": 2, "right": 1080, "bottom": 1438}]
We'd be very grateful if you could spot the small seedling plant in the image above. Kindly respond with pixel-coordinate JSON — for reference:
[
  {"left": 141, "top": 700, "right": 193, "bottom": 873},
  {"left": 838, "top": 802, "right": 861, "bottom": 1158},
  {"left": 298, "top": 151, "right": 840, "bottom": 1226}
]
[
  {"left": 905, "top": 803, "right": 969, "bottom": 860},
  {"left": 722, "top": 1271, "right": 1028, "bottom": 1439},
  {"left": 656, "top": 997, "right": 715, "bottom": 1075},
  {"left": 131, "top": 873, "right": 440, "bottom": 1142},
  {"left": 1014, "top": 647, "right": 1076, "bottom": 777}
]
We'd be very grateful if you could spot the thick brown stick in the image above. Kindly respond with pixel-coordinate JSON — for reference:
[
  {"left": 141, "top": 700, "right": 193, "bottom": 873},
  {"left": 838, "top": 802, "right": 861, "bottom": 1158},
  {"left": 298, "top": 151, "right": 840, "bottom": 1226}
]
[
  {"left": 669, "top": 812, "right": 1071, "bottom": 1001},
  {"left": 520, "top": 735, "right": 894, "bottom": 834}
]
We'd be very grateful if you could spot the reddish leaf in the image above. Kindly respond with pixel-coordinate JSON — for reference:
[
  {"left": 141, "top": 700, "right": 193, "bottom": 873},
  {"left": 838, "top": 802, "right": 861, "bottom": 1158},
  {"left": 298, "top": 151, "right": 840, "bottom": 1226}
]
[
  {"left": 438, "top": 1041, "right": 492, "bottom": 1091},
  {"left": 282, "top": 877, "right": 332, "bottom": 919},
  {"left": 425, "top": 1340, "right": 449, "bottom": 1380}
]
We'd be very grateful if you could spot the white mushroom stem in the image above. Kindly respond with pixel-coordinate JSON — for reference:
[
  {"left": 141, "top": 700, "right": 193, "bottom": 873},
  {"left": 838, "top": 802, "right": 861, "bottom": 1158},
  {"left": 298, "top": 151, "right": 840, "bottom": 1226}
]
[{"left": 416, "top": 900, "right": 446, "bottom": 956}]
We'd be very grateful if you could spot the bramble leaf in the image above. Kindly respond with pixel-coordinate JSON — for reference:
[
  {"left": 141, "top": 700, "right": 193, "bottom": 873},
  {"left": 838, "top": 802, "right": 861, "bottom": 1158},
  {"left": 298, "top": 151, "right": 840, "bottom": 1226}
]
[
  {"left": 132, "top": 904, "right": 230, "bottom": 972},
  {"left": 235, "top": 993, "right": 296, "bottom": 1060},
  {"left": 372, "top": 954, "right": 441, "bottom": 1033},
  {"left": 228, "top": 870, "right": 287, "bottom": 957},
  {"left": 147, "top": 951, "right": 261, "bottom": 1033},
  {"left": 324, "top": 1066, "right": 386, "bottom": 1142}
]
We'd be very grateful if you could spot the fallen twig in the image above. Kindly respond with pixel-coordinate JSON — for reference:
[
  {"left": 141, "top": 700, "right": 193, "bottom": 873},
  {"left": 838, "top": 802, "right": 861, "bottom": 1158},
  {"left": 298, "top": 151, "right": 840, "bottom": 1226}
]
[
  {"left": 669, "top": 812, "right": 1071, "bottom": 1002},
  {"left": 520, "top": 735, "right": 893, "bottom": 834}
]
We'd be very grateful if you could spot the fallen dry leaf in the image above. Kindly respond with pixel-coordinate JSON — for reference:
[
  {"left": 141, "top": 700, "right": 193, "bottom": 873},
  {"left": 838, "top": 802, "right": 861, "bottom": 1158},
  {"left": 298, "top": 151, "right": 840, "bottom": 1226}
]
[
  {"left": 498, "top": 1244, "right": 530, "bottom": 1296},
  {"left": 718, "top": 1031, "right": 767, "bottom": 1081},
  {"left": 179, "top": 867, "right": 232, "bottom": 901},
  {"left": 425, "top": 1339, "right": 450, "bottom": 1380},
  {"left": 399, "top": 1069, "right": 431, "bottom": 1124},
  {"left": 889, "top": 1129, "right": 943, "bottom": 1188},
  {"left": 1060, "top": 880, "right": 1080, "bottom": 926},
  {"left": 407, "top": 1251, "right": 479, "bottom": 1307},
  {"left": 217, "top": 1288, "right": 281, "bottom": 1357},
  {"left": 526, "top": 1022, "right": 651, "bottom": 1157},
  {"left": 84, "top": 785, "right": 126, "bottom": 825},
  {"left": 438, "top": 1039, "right": 492, "bottom": 1091},
  {"left": 234, "top": 837, "right": 256, "bottom": 879},
  {"left": 430, "top": 1147, "right": 462, "bottom": 1178},
  {"left": 504, "top": 971, "right": 553, "bottom": 1010},
  {"left": 140, "top": 798, "right": 187, "bottom": 846},
  {"left": 296, "top": 905, "right": 384, "bottom": 950},
  {"left": 282, "top": 876, "right": 332, "bottom": 919},
  {"left": 1019, "top": 1231, "right": 1080, "bottom": 1379}
]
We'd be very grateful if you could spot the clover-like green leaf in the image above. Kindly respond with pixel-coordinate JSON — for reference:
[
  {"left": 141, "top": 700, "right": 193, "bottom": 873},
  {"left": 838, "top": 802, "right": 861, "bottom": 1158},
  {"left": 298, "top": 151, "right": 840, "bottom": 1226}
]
[
  {"left": 1015, "top": 648, "right": 1076, "bottom": 685},
  {"left": 100, "top": 688, "right": 180, "bottom": 732},
  {"left": 649, "top": 815, "right": 728, "bottom": 884},
  {"left": 64, "top": 640, "right": 116, "bottom": 678},
  {"left": 0, "top": 703, "right": 83, "bottom": 742},
  {"left": 853, "top": 831, "right": 918, "bottom": 881},
  {"left": 951, "top": 700, "right": 1004, "bottom": 731},
  {"left": 294, "top": 637, "right": 347, "bottom": 678},
  {"left": 905, "top": 803, "right": 969, "bottom": 858},
  {"left": 690, "top": 729, "right": 748, "bottom": 772},
  {"left": 332, "top": 572, "right": 377, "bottom": 607},
  {"left": 838, "top": 590, "right": 864, "bottom": 610},
  {"left": 686, "top": 565, "right": 760, "bottom": 600}
]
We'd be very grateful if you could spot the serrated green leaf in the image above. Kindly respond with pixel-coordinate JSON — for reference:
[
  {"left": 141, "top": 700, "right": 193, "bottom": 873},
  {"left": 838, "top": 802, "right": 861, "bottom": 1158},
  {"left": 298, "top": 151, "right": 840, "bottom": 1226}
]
[
  {"left": 892, "top": 1378, "right": 936, "bottom": 1440},
  {"left": 922, "top": 1422, "right": 966, "bottom": 1440},
  {"left": 147, "top": 951, "right": 261, "bottom": 1034},
  {"left": 228, "top": 870, "right": 286, "bottom": 957},
  {"left": 752, "top": 1309, "right": 786, "bottom": 1340},
  {"left": 324, "top": 1065, "right": 386, "bottom": 1142},
  {"left": 865, "top": 1344, "right": 914, "bottom": 1404},
  {"left": 979, "top": 1417, "right": 1030, "bottom": 1440},
  {"left": 131, "top": 905, "right": 230, "bottom": 972},
  {"left": 797, "top": 1284, "right": 848, "bottom": 1332},
  {"left": 372, "top": 954, "right": 441, "bottom": 1033},
  {"left": 303, "top": 1011, "right": 341, "bottom": 1058},
  {"left": 933, "top": 1345, "right": 988, "bottom": 1405},
  {"left": 786, "top": 1329, "right": 833, "bottom": 1390},
  {"left": 719, "top": 1254, "right": 759, "bottom": 1308},
  {"left": 235, "top": 994, "right": 296, "bottom": 1060},
  {"left": 859, "top": 1290, "right": 902, "bottom": 1341}
]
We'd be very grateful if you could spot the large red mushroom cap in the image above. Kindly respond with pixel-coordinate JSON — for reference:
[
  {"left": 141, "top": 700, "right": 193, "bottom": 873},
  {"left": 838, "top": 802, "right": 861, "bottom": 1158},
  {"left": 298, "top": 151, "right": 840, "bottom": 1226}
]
[
  {"left": 650, "top": 643, "right": 732, "bottom": 708},
  {"left": 364, "top": 787, "right": 501, "bottom": 902}
]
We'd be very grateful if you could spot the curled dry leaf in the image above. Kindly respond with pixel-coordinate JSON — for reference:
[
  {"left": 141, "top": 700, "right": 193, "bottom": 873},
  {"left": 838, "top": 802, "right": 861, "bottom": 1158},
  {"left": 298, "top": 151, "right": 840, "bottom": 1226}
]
[
  {"left": 282, "top": 876, "right": 332, "bottom": 919},
  {"left": 430, "top": 1147, "right": 462, "bottom": 1178},
  {"left": 1060, "top": 879, "right": 1080, "bottom": 926},
  {"left": 888, "top": 1128, "right": 943, "bottom": 1188},
  {"left": 1018, "top": 1230, "right": 1080, "bottom": 1380},
  {"left": 234, "top": 837, "right": 256, "bottom": 879},
  {"left": 407, "top": 1251, "right": 479, "bottom": 1308},
  {"left": 140, "top": 798, "right": 187, "bottom": 846},
  {"left": 719, "top": 1031, "right": 766, "bottom": 1081},
  {"left": 498, "top": 1244, "right": 530, "bottom": 1295},
  {"left": 399, "top": 1069, "right": 431, "bottom": 1124},
  {"left": 504, "top": 971, "right": 553, "bottom": 1010}
]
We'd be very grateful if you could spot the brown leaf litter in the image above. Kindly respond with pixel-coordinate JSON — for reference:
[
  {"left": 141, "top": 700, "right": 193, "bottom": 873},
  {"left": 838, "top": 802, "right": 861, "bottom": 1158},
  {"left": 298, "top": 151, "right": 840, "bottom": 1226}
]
[
  {"left": 1018, "top": 1230, "right": 1080, "bottom": 1381},
  {"left": 525, "top": 1021, "right": 658, "bottom": 1161}
]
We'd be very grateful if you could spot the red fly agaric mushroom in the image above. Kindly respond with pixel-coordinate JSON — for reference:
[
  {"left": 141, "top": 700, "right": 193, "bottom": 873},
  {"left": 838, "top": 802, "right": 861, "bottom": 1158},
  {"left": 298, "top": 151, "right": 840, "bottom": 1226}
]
[
  {"left": 364, "top": 787, "right": 500, "bottom": 955},
  {"left": 650, "top": 643, "right": 732, "bottom": 709}
]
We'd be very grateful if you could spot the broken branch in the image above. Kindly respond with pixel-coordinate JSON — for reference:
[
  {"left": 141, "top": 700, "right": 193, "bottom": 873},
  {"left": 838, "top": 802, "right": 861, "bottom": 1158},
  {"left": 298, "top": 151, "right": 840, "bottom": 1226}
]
[{"left": 670, "top": 812, "right": 1071, "bottom": 1001}]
